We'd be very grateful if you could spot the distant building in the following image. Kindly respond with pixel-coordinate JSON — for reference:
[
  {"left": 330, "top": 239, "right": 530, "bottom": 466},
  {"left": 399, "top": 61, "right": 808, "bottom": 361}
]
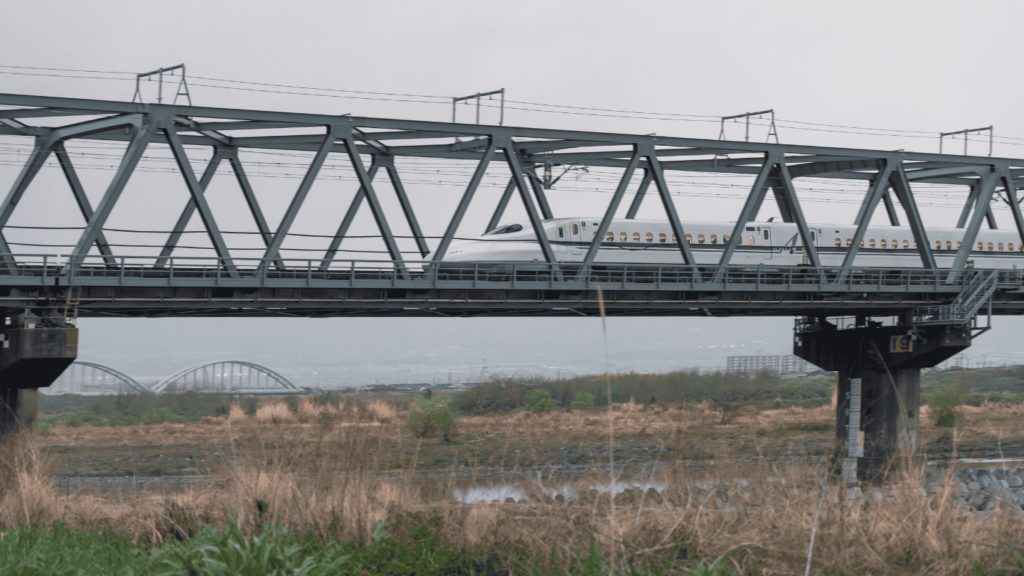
[{"left": 726, "top": 354, "right": 816, "bottom": 376}]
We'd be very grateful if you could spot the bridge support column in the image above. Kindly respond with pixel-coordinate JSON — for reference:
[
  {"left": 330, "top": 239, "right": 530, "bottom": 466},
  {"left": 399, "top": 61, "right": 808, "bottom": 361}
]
[
  {"left": 0, "top": 309, "right": 77, "bottom": 438},
  {"left": 794, "top": 317, "right": 970, "bottom": 481}
]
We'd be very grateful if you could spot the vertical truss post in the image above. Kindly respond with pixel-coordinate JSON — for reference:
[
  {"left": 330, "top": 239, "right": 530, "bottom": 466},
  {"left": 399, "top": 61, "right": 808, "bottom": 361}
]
[
  {"left": 163, "top": 126, "right": 238, "bottom": 278},
  {"left": 69, "top": 122, "right": 155, "bottom": 264},
  {"left": 773, "top": 159, "right": 821, "bottom": 268},
  {"left": 717, "top": 156, "right": 773, "bottom": 269},
  {"left": 888, "top": 164, "right": 936, "bottom": 270},
  {"left": 838, "top": 160, "right": 896, "bottom": 276},
  {"left": 53, "top": 142, "right": 117, "bottom": 265},
  {"left": 950, "top": 170, "right": 998, "bottom": 276},
  {"left": 340, "top": 131, "right": 407, "bottom": 277},
  {"left": 261, "top": 128, "right": 336, "bottom": 268},
  {"left": 1000, "top": 168, "right": 1024, "bottom": 252},
  {"left": 153, "top": 149, "right": 226, "bottom": 268},
  {"left": 624, "top": 168, "right": 653, "bottom": 220},
  {"left": 502, "top": 141, "right": 560, "bottom": 275},
  {"left": 485, "top": 177, "right": 516, "bottom": 234},
  {"left": 643, "top": 146, "right": 698, "bottom": 268},
  {"left": 319, "top": 164, "right": 379, "bottom": 271},
  {"left": 582, "top": 147, "right": 641, "bottom": 266},
  {"left": 384, "top": 161, "right": 430, "bottom": 258},
  {"left": 432, "top": 141, "right": 496, "bottom": 262},
  {"left": 526, "top": 166, "right": 554, "bottom": 220}
]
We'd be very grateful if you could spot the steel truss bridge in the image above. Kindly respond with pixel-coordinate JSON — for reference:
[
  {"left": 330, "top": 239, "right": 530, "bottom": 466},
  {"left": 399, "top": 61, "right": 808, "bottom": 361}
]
[
  {"left": 1, "top": 93, "right": 1024, "bottom": 318},
  {"left": 46, "top": 359, "right": 303, "bottom": 396}
]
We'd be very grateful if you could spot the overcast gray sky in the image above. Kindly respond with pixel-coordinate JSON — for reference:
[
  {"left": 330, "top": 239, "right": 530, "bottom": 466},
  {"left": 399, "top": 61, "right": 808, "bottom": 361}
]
[{"left": 2, "top": 1, "right": 1023, "bottom": 385}]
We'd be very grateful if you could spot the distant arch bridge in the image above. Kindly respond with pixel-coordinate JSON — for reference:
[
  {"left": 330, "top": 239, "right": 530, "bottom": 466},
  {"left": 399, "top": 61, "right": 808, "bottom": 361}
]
[{"left": 44, "top": 360, "right": 309, "bottom": 396}]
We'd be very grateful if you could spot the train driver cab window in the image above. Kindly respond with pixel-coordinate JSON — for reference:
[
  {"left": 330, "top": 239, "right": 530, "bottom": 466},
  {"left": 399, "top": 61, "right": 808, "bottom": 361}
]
[
  {"left": 697, "top": 234, "right": 705, "bottom": 244},
  {"left": 988, "top": 242, "right": 994, "bottom": 251},
  {"left": 646, "top": 232, "right": 654, "bottom": 243},
  {"left": 869, "top": 239, "right": 875, "bottom": 248},
  {"left": 834, "top": 238, "right": 841, "bottom": 248},
  {"left": 659, "top": 233, "right": 667, "bottom": 243},
  {"left": 572, "top": 223, "right": 579, "bottom": 235},
  {"left": 748, "top": 235, "right": 755, "bottom": 245},
  {"left": 710, "top": 234, "right": 718, "bottom": 244},
  {"left": 880, "top": 239, "right": 887, "bottom": 248},
  {"left": 558, "top": 226, "right": 564, "bottom": 238},
  {"left": 847, "top": 238, "right": 853, "bottom": 247},
  {"left": 606, "top": 232, "right": 613, "bottom": 242},
  {"left": 903, "top": 240, "right": 909, "bottom": 249},
  {"left": 620, "top": 232, "right": 627, "bottom": 242},
  {"left": 632, "top": 232, "right": 640, "bottom": 242},
  {"left": 999, "top": 242, "right": 1005, "bottom": 251}
]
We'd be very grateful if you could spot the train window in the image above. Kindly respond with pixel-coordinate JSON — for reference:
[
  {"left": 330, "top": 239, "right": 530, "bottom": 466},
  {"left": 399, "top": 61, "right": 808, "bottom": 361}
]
[
  {"left": 763, "top": 230, "right": 769, "bottom": 240},
  {"left": 999, "top": 242, "right": 1004, "bottom": 251},
  {"left": 659, "top": 233, "right": 666, "bottom": 243},
  {"left": 946, "top": 241, "right": 952, "bottom": 250},
  {"left": 593, "top": 231, "right": 597, "bottom": 239},
  {"left": 1019, "top": 243, "right": 1023, "bottom": 251},
  {"left": 697, "top": 234, "right": 705, "bottom": 244},
  {"left": 572, "top": 224, "right": 579, "bottom": 235},
  {"left": 860, "top": 240, "right": 864, "bottom": 248},
  {"left": 847, "top": 238, "right": 853, "bottom": 247},
  {"left": 903, "top": 240, "right": 909, "bottom": 249},
  {"left": 869, "top": 239, "right": 875, "bottom": 248},
  {"left": 606, "top": 232, "right": 613, "bottom": 242},
  {"left": 914, "top": 241, "right": 917, "bottom": 249},
  {"left": 935, "top": 240, "right": 941, "bottom": 250},
  {"left": 811, "top": 231, "right": 816, "bottom": 241},
  {"left": 957, "top": 241, "right": 961, "bottom": 249},
  {"left": 723, "top": 234, "right": 730, "bottom": 243},
  {"left": 748, "top": 235, "right": 755, "bottom": 245},
  {"left": 978, "top": 242, "right": 983, "bottom": 250},
  {"left": 644, "top": 232, "right": 652, "bottom": 243},
  {"left": 880, "top": 239, "right": 887, "bottom": 248},
  {"left": 632, "top": 232, "right": 640, "bottom": 242},
  {"left": 710, "top": 234, "right": 718, "bottom": 244},
  {"left": 988, "top": 242, "right": 994, "bottom": 251},
  {"left": 620, "top": 232, "right": 627, "bottom": 242},
  {"left": 891, "top": 239, "right": 897, "bottom": 249},
  {"left": 834, "top": 238, "right": 841, "bottom": 248},
  {"left": 558, "top": 226, "right": 564, "bottom": 238}
]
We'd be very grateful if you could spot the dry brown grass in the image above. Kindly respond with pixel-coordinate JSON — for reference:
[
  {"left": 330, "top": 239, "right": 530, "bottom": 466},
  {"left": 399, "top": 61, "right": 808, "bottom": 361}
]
[{"left": 11, "top": 397, "right": 1024, "bottom": 572}]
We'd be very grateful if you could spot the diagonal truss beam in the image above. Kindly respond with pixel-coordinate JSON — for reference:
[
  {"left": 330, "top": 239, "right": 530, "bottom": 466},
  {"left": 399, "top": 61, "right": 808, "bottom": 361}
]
[
  {"left": 385, "top": 161, "right": 430, "bottom": 258},
  {"left": 433, "top": 141, "right": 496, "bottom": 262},
  {"left": 644, "top": 146, "right": 698, "bottom": 267},
  {"left": 526, "top": 166, "right": 554, "bottom": 219},
  {"left": 261, "top": 128, "right": 336, "bottom": 267},
  {"left": 163, "top": 126, "right": 239, "bottom": 278},
  {"left": 950, "top": 170, "right": 998, "bottom": 275},
  {"left": 486, "top": 177, "right": 517, "bottom": 234},
  {"left": 319, "top": 164, "right": 379, "bottom": 271},
  {"left": 0, "top": 138, "right": 51, "bottom": 230},
  {"left": 624, "top": 168, "right": 653, "bottom": 219},
  {"left": 503, "top": 142, "right": 560, "bottom": 273},
  {"left": 228, "top": 153, "right": 274, "bottom": 249},
  {"left": 53, "top": 142, "right": 116, "bottom": 265},
  {"left": 69, "top": 123, "right": 155, "bottom": 261},
  {"left": 880, "top": 191, "right": 901, "bottom": 226},
  {"left": 889, "top": 164, "right": 936, "bottom": 269},
  {"left": 773, "top": 161, "right": 821, "bottom": 267},
  {"left": 582, "top": 147, "right": 642, "bottom": 266},
  {"left": 956, "top": 182, "right": 997, "bottom": 229},
  {"left": 154, "top": 149, "right": 226, "bottom": 269},
  {"left": 718, "top": 156, "right": 773, "bottom": 268},
  {"left": 340, "top": 133, "right": 407, "bottom": 277},
  {"left": 839, "top": 160, "right": 897, "bottom": 274}
]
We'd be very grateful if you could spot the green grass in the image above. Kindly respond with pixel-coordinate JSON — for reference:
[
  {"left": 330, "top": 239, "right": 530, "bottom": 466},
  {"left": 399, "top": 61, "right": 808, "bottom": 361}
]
[{"left": 0, "top": 516, "right": 738, "bottom": 576}]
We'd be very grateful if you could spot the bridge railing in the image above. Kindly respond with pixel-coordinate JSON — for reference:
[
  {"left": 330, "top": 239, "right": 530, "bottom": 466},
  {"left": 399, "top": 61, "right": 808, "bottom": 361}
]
[{"left": 1, "top": 254, "right": 1023, "bottom": 293}]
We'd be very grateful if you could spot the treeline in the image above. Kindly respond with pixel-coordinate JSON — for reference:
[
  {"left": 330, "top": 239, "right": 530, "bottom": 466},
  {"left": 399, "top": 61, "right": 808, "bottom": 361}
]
[{"left": 456, "top": 370, "right": 834, "bottom": 414}]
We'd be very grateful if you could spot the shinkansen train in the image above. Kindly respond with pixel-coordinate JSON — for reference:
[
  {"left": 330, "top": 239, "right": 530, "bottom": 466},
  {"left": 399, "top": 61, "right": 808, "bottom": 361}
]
[{"left": 442, "top": 217, "right": 1024, "bottom": 268}]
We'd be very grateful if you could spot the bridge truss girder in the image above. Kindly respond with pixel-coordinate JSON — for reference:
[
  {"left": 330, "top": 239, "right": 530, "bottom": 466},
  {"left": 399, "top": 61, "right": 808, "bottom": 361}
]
[{"left": 1, "top": 93, "right": 1024, "bottom": 317}]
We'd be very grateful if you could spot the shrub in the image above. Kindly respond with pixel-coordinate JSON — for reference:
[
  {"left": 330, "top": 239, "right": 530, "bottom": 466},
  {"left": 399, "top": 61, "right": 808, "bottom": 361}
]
[
  {"left": 241, "top": 396, "right": 259, "bottom": 417},
  {"left": 141, "top": 407, "right": 176, "bottom": 425},
  {"left": 571, "top": 392, "right": 596, "bottom": 410},
  {"left": 524, "top": 389, "right": 557, "bottom": 413},
  {"left": 284, "top": 395, "right": 301, "bottom": 415},
  {"left": 36, "top": 421, "right": 52, "bottom": 435},
  {"left": 926, "top": 384, "right": 964, "bottom": 428},
  {"left": 407, "top": 394, "right": 457, "bottom": 442}
]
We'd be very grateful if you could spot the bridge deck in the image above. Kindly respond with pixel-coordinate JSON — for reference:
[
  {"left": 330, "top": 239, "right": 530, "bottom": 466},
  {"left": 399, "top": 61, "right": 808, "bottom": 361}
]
[{"left": 1, "top": 257, "right": 1022, "bottom": 318}]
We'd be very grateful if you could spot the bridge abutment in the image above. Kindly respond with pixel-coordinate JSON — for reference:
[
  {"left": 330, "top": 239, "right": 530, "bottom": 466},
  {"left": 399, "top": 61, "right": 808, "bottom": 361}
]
[
  {"left": 0, "top": 309, "right": 77, "bottom": 437},
  {"left": 795, "top": 317, "right": 970, "bottom": 480}
]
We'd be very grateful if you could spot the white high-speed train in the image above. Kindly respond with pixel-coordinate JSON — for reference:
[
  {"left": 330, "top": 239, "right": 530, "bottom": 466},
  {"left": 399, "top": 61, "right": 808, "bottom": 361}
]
[{"left": 443, "top": 217, "right": 1024, "bottom": 268}]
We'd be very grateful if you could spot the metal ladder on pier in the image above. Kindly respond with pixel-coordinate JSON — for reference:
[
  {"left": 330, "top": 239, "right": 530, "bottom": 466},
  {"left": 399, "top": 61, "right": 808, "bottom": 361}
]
[{"left": 911, "top": 269, "right": 998, "bottom": 329}]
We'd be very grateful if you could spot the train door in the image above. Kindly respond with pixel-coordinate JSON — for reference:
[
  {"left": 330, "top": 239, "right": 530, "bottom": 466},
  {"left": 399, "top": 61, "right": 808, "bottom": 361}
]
[
  {"left": 762, "top": 227, "right": 772, "bottom": 260},
  {"left": 570, "top": 221, "right": 583, "bottom": 255}
]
